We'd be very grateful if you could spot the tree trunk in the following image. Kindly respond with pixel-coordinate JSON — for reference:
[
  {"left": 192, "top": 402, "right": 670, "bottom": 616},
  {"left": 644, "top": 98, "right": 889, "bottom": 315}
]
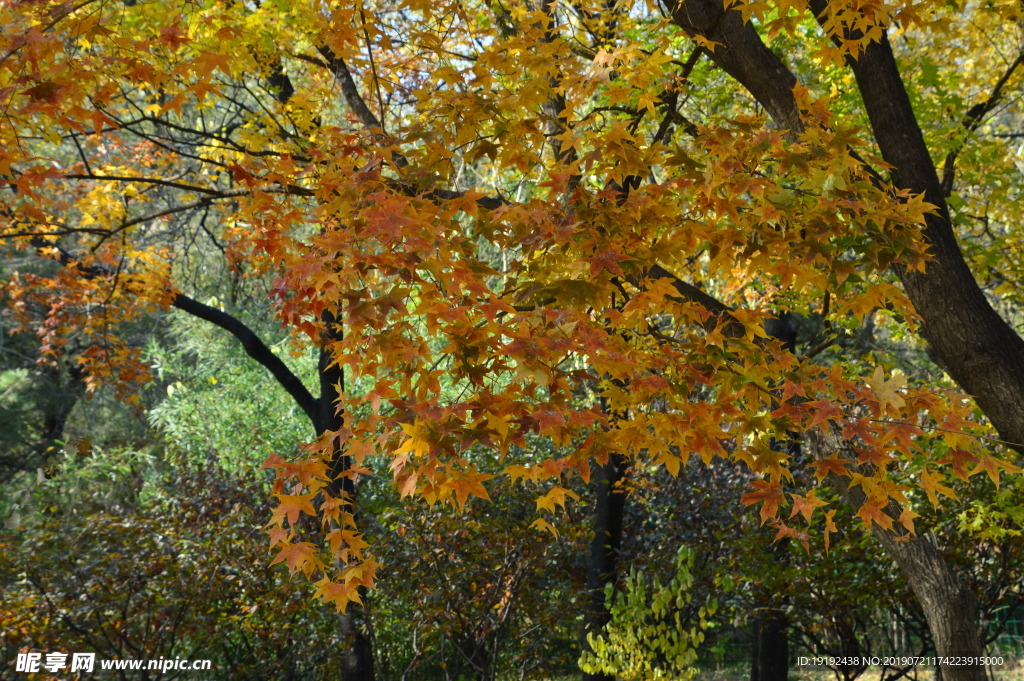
[
  {"left": 806, "top": 428, "right": 985, "bottom": 681},
  {"left": 872, "top": 532, "right": 984, "bottom": 680},
  {"left": 660, "top": 3, "right": 992, "bottom": 679},
  {"left": 581, "top": 452, "right": 628, "bottom": 681},
  {"left": 658, "top": 0, "right": 1024, "bottom": 443},
  {"left": 750, "top": 316, "right": 797, "bottom": 681},
  {"left": 751, "top": 612, "right": 789, "bottom": 681},
  {"left": 318, "top": 313, "right": 376, "bottom": 681},
  {"left": 803, "top": 0, "right": 1024, "bottom": 456},
  {"left": 338, "top": 608, "right": 376, "bottom": 681}
]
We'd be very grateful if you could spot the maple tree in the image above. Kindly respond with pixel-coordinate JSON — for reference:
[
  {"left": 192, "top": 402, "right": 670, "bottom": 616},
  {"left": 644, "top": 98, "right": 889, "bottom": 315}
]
[{"left": 2, "top": 0, "right": 1024, "bottom": 678}]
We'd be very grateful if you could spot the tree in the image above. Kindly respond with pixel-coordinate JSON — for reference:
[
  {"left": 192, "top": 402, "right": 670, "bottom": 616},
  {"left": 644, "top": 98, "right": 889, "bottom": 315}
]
[{"left": 2, "top": 0, "right": 1023, "bottom": 679}]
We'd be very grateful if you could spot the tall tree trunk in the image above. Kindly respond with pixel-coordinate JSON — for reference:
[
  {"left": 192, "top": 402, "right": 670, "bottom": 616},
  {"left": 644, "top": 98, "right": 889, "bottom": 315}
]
[
  {"left": 875, "top": 533, "right": 983, "bottom": 680},
  {"left": 172, "top": 288, "right": 376, "bottom": 680},
  {"left": 748, "top": 315, "right": 798, "bottom": 681},
  {"left": 318, "top": 312, "right": 376, "bottom": 681},
  {"left": 581, "top": 452, "right": 628, "bottom": 681},
  {"left": 660, "top": 3, "right": 991, "bottom": 678}
]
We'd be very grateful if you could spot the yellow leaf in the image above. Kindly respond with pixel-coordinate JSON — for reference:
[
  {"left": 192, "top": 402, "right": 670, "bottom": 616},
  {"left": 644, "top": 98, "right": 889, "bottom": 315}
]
[
  {"left": 865, "top": 366, "right": 906, "bottom": 415},
  {"left": 530, "top": 517, "right": 559, "bottom": 538},
  {"left": 920, "top": 467, "right": 958, "bottom": 506},
  {"left": 535, "top": 485, "right": 579, "bottom": 513}
]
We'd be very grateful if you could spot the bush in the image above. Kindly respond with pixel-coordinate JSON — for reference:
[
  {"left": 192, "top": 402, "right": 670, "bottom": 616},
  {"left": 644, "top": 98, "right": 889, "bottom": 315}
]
[{"left": 0, "top": 451, "right": 342, "bottom": 680}]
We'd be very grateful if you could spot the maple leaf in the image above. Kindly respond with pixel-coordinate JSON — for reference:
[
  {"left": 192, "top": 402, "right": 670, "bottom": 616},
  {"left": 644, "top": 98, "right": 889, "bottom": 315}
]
[
  {"left": 654, "top": 449, "right": 682, "bottom": 476},
  {"left": 741, "top": 480, "right": 783, "bottom": 524},
  {"left": 805, "top": 400, "right": 845, "bottom": 428},
  {"left": 158, "top": 24, "right": 190, "bottom": 50},
  {"left": 271, "top": 492, "right": 317, "bottom": 526},
  {"left": 342, "top": 560, "right": 379, "bottom": 590},
  {"left": 535, "top": 486, "right": 579, "bottom": 513},
  {"left": 396, "top": 473, "right": 419, "bottom": 499},
  {"left": 505, "top": 464, "right": 534, "bottom": 485},
  {"left": 24, "top": 81, "right": 64, "bottom": 104},
  {"left": 772, "top": 520, "right": 811, "bottom": 550},
  {"left": 189, "top": 80, "right": 222, "bottom": 103},
  {"left": 447, "top": 465, "right": 495, "bottom": 510},
  {"left": 920, "top": 467, "right": 958, "bottom": 506},
  {"left": 971, "top": 453, "right": 1023, "bottom": 487},
  {"left": 789, "top": 491, "right": 827, "bottom": 523},
  {"left": 809, "top": 457, "right": 849, "bottom": 482},
  {"left": 530, "top": 517, "right": 560, "bottom": 538},
  {"left": 312, "top": 578, "right": 359, "bottom": 613},
  {"left": 944, "top": 448, "right": 980, "bottom": 482},
  {"left": 856, "top": 500, "right": 894, "bottom": 531},
  {"left": 692, "top": 34, "right": 721, "bottom": 52},
  {"left": 586, "top": 251, "right": 632, "bottom": 277},
  {"left": 532, "top": 407, "right": 565, "bottom": 432},
  {"left": 865, "top": 366, "right": 906, "bottom": 415},
  {"left": 345, "top": 438, "right": 375, "bottom": 464},
  {"left": 261, "top": 452, "right": 288, "bottom": 471},
  {"left": 325, "top": 529, "right": 369, "bottom": 556},
  {"left": 267, "top": 525, "right": 291, "bottom": 547},
  {"left": 194, "top": 52, "right": 232, "bottom": 77},
  {"left": 270, "top": 542, "right": 323, "bottom": 577},
  {"left": 898, "top": 508, "right": 919, "bottom": 534},
  {"left": 823, "top": 509, "right": 838, "bottom": 552}
]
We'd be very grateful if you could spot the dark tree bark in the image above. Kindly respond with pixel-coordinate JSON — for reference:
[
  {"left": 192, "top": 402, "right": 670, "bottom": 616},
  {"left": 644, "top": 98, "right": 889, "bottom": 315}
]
[
  {"left": 751, "top": 613, "right": 790, "bottom": 681},
  {"left": 169, "top": 300, "right": 375, "bottom": 680},
  {"left": 658, "top": 1, "right": 998, "bottom": 678},
  {"left": 581, "top": 452, "right": 628, "bottom": 681},
  {"left": 318, "top": 312, "right": 376, "bottom": 681},
  {"left": 750, "top": 316, "right": 798, "bottom": 681},
  {"left": 806, "top": 428, "right": 986, "bottom": 681}
]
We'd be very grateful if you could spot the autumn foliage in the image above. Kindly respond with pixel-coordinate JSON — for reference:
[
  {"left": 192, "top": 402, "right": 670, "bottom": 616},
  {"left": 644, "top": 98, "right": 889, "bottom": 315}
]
[{"left": 1, "top": 0, "right": 1022, "bottom": 621}]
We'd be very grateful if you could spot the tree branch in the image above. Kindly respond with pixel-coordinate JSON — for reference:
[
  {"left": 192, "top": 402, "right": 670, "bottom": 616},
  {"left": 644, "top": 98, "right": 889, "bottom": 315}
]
[
  {"left": 941, "top": 50, "right": 1024, "bottom": 195},
  {"left": 316, "top": 47, "right": 385, "bottom": 132},
  {"left": 170, "top": 294, "right": 319, "bottom": 429},
  {"left": 661, "top": 0, "right": 1024, "bottom": 452},
  {"left": 63, "top": 173, "right": 315, "bottom": 198}
]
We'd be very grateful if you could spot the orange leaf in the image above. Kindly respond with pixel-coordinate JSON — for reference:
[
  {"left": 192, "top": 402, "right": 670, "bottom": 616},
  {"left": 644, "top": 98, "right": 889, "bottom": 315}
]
[
  {"left": 856, "top": 500, "right": 894, "bottom": 531},
  {"left": 271, "top": 492, "right": 317, "bottom": 526},
  {"left": 789, "top": 491, "right": 827, "bottom": 523},
  {"left": 741, "top": 480, "right": 783, "bottom": 524}
]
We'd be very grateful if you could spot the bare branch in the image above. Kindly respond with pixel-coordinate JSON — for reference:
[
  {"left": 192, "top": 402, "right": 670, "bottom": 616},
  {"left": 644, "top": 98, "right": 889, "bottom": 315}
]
[
  {"left": 941, "top": 50, "right": 1024, "bottom": 195},
  {"left": 171, "top": 294, "right": 319, "bottom": 429}
]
